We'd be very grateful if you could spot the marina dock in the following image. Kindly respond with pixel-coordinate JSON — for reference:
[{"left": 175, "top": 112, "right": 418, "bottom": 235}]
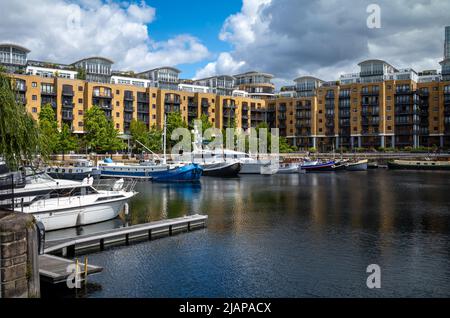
[
  {"left": 39, "top": 254, "right": 103, "bottom": 284},
  {"left": 44, "top": 214, "right": 208, "bottom": 256}
]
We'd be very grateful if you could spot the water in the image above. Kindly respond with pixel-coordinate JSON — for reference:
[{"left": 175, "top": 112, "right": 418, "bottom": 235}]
[{"left": 50, "top": 170, "right": 450, "bottom": 297}]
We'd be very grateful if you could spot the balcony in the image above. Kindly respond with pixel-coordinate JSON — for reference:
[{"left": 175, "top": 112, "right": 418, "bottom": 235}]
[
  {"left": 278, "top": 123, "right": 286, "bottom": 129},
  {"left": 62, "top": 102, "right": 74, "bottom": 109},
  {"left": 124, "top": 117, "right": 133, "bottom": 123},
  {"left": 99, "top": 104, "right": 112, "bottom": 110},
  {"left": 41, "top": 90, "right": 56, "bottom": 96},
  {"left": 62, "top": 90, "right": 74, "bottom": 97},
  {"left": 124, "top": 104, "right": 134, "bottom": 112},
  {"left": 325, "top": 113, "right": 335, "bottom": 118},
  {"left": 16, "top": 84, "right": 27, "bottom": 92},
  {"left": 278, "top": 114, "right": 287, "bottom": 120},
  {"left": 278, "top": 106, "right": 287, "bottom": 112},
  {"left": 61, "top": 111, "right": 73, "bottom": 121},
  {"left": 188, "top": 111, "right": 198, "bottom": 117},
  {"left": 137, "top": 107, "right": 149, "bottom": 114},
  {"left": 223, "top": 104, "right": 236, "bottom": 110},
  {"left": 360, "top": 91, "right": 379, "bottom": 96},
  {"left": 325, "top": 121, "right": 335, "bottom": 127},
  {"left": 124, "top": 94, "right": 134, "bottom": 102},
  {"left": 164, "top": 96, "right": 180, "bottom": 104},
  {"left": 93, "top": 91, "right": 113, "bottom": 99}
]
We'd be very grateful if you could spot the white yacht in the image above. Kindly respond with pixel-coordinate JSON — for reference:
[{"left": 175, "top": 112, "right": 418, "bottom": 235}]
[{"left": 0, "top": 170, "right": 137, "bottom": 231}]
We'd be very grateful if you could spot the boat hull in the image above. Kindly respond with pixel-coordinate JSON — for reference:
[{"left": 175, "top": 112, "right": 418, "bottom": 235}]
[
  {"left": 152, "top": 164, "right": 203, "bottom": 182},
  {"left": 277, "top": 164, "right": 299, "bottom": 174},
  {"left": 47, "top": 169, "right": 101, "bottom": 181},
  {"left": 346, "top": 161, "right": 368, "bottom": 171},
  {"left": 302, "top": 161, "right": 346, "bottom": 172},
  {"left": 239, "top": 162, "right": 268, "bottom": 174},
  {"left": 18, "top": 195, "right": 133, "bottom": 231},
  {"left": 388, "top": 161, "right": 450, "bottom": 171},
  {"left": 202, "top": 162, "right": 241, "bottom": 177}
]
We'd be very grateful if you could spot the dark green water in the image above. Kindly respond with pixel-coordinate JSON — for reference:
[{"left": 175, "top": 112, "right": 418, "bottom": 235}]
[{"left": 48, "top": 170, "right": 450, "bottom": 297}]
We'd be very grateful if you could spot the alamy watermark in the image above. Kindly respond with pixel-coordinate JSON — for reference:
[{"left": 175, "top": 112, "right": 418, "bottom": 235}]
[
  {"left": 366, "top": 264, "right": 381, "bottom": 289},
  {"left": 367, "top": 4, "right": 381, "bottom": 29}
]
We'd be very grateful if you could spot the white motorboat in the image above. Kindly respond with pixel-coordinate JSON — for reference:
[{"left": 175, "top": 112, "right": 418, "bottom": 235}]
[
  {"left": 346, "top": 159, "right": 369, "bottom": 171},
  {"left": 277, "top": 163, "right": 299, "bottom": 174},
  {"left": 260, "top": 164, "right": 278, "bottom": 175},
  {"left": 1, "top": 170, "right": 137, "bottom": 231}
]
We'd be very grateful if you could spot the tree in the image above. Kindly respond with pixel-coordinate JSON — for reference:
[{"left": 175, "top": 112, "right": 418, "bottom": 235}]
[
  {"left": 148, "top": 125, "right": 163, "bottom": 153},
  {"left": 166, "top": 112, "right": 187, "bottom": 149},
  {"left": 58, "top": 123, "right": 78, "bottom": 160},
  {"left": 0, "top": 68, "right": 41, "bottom": 169},
  {"left": 84, "top": 106, "right": 124, "bottom": 153},
  {"left": 38, "top": 104, "right": 59, "bottom": 155},
  {"left": 130, "top": 119, "right": 149, "bottom": 152},
  {"left": 76, "top": 67, "right": 86, "bottom": 80}
]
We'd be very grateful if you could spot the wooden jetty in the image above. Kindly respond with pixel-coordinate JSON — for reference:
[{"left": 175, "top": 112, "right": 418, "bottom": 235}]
[
  {"left": 44, "top": 214, "right": 208, "bottom": 256},
  {"left": 39, "top": 254, "right": 103, "bottom": 284}
]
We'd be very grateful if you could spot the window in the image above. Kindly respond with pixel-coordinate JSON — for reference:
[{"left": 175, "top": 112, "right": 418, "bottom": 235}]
[
  {"left": 152, "top": 93, "right": 156, "bottom": 98},
  {"left": 32, "top": 95, "right": 37, "bottom": 101},
  {"left": 116, "top": 112, "right": 120, "bottom": 118},
  {"left": 116, "top": 90, "right": 120, "bottom": 95},
  {"left": 387, "top": 116, "right": 392, "bottom": 120},
  {"left": 78, "top": 86, "right": 83, "bottom": 91},
  {"left": 152, "top": 114, "right": 156, "bottom": 119},
  {"left": 78, "top": 110, "right": 83, "bottom": 115},
  {"left": 152, "top": 104, "right": 156, "bottom": 109},
  {"left": 387, "top": 126, "right": 392, "bottom": 130},
  {"left": 32, "top": 107, "right": 37, "bottom": 113},
  {"left": 78, "top": 98, "right": 83, "bottom": 104},
  {"left": 78, "top": 121, "right": 83, "bottom": 127},
  {"left": 116, "top": 123, "right": 120, "bottom": 129},
  {"left": 32, "top": 82, "right": 37, "bottom": 88},
  {"left": 116, "top": 101, "right": 119, "bottom": 106}
]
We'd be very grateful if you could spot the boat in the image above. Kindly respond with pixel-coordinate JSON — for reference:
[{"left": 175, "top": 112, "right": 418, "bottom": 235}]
[
  {"left": 99, "top": 160, "right": 171, "bottom": 179},
  {"left": 387, "top": 159, "right": 450, "bottom": 171},
  {"left": 276, "top": 163, "right": 299, "bottom": 174},
  {"left": 367, "top": 162, "right": 379, "bottom": 169},
  {"left": 201, "top": 161, "right": 241, "bottom": 177},
  {"left": 301, "top": 161, "right": 347, "bottom": 172},
  {"left": 0, "top": 169, "right": 137, "bottom": 231},
  {"left": 46, "top": 159, "right": 101, "bottom": 180},
  {"left": 346, "top": 159, "right": 369, "bottom": 171},
  {"left": 260, "top": 164, "right": 278, "bottom": 175},
  {"left": 151, "top": 163, "right": 203, "bottom": 182}
]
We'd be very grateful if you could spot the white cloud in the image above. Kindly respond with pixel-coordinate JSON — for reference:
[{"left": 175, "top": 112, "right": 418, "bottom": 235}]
[
  {"left": 0, "top": 0, "right": 209, "bottom": 72},
  {"left": 194, "top": 52, "right": 246, "bottom": 79},
  {"left": 198, "top": 0, "right": 450, "bottom": 88}
]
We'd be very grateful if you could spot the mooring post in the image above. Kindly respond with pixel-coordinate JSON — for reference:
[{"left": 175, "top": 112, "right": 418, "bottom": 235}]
[
  {"left": 125, "top": 234, "right": 129, "bottom": 245},
  {"left": 169, "top": 225, "right": 173, "bottom": 236},
  {"left": 148, "top": 229, "right": 152, "bottom": 241},
  {"left": 99, "top": 239, "right": 104, "bottom": 251},
  {"left": 188, "top": 222, "right": 191, "bottom": 232}
]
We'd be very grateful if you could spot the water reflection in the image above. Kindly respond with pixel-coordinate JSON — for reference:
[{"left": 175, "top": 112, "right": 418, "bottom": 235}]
[{"left": 48, "top": 171, "right": 450, "bottom": 297}]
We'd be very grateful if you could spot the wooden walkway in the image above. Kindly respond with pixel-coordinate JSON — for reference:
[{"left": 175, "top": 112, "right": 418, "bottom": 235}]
[
  {"left": 39, "top": 254, "right": 103, "bottom": 284},
  {"left": 44, "top": 214, "right": 208, "bottom": 256}
]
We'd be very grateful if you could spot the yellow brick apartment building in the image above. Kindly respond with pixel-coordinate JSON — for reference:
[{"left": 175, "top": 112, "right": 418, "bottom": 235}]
[{"left": 1, "top": 26, "right": 450, "bottom": 150}]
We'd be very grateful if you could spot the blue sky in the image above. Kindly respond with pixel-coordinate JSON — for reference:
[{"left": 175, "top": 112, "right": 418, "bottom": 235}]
[{"left": 143, "top": 0, "right": 242, "bottom": 78}]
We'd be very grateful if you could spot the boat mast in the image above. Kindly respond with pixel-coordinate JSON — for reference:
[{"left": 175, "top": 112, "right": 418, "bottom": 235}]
[{"left": 163, "top": 113, "right": 167, "bottom": 165}]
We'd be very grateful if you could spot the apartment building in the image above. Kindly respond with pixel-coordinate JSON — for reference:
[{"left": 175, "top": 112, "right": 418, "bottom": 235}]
[{"left": 2, "top": 27, "right": 450, "bottom": 149}]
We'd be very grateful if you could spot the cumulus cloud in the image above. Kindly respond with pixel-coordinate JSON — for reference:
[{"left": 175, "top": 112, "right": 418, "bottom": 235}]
[
  {"left": 0, "top": 0, "right": 210, "bottom": 71},
  {"left": 197, "top": 0, "right": 450, "bottom": 87},
  {"left": 194, "top": 52, "right": 246, "bottom": 79}
]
